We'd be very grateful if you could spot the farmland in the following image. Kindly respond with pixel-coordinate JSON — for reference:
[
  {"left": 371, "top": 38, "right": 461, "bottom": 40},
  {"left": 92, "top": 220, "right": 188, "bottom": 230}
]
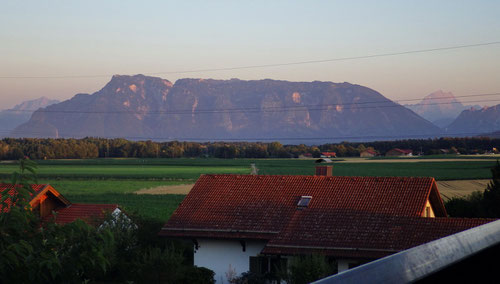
[{"left": 0, "top": 158, "right": 496, "bottom": 221}]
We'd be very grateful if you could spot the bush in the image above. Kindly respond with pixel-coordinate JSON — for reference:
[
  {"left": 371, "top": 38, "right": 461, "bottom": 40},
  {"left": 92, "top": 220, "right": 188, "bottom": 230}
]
[
  {"left": 445, "top": 191, "right": 484, "bottom": 217},
  {"left": 280, "top": 255, "right": 335, "bottom": 284}
]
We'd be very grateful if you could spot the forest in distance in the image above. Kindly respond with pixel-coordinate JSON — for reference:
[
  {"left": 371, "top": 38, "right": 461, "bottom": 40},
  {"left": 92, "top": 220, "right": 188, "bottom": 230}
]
[
  {"left": 0, "top": 137, "right": 499, "bottom": 160},
  {"left": 1, "top": 137, "right": 499, "bottom": 160}
]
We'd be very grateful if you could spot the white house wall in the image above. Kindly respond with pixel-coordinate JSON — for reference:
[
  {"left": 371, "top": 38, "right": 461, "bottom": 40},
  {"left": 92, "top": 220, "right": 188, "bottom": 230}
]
[{"left": 194, "top": 238, "right": 267, "bottom": 284}]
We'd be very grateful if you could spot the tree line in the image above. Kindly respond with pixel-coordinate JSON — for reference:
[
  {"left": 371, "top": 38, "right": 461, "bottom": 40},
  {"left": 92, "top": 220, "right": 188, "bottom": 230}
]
[{"left": 0, "top": 137, "right": 499, "bottom": 160}]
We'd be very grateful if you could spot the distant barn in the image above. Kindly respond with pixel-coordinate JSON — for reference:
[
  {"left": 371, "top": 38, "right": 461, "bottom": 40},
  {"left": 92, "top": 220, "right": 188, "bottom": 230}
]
[
  {"left": 360, "top": 149, "right": 377, "bottom": 157},
  {"left": 321, "top": 152, "right": 337, "bottom": 158},
  {"left": 385, "top": 148, "right": 413, "bottom": 157}
]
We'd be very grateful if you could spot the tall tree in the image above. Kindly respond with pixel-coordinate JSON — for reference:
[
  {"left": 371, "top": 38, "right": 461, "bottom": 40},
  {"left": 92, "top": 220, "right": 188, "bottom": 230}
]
[{"left": 483, "top": 160, "right": 500, "bottom": 217}]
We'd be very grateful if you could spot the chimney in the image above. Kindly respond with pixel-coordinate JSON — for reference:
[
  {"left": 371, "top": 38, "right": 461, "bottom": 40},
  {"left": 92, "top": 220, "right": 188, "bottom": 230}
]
[
  {"left": 314, "top": 158, "right": 333, "bottom": 176},
  {"left": 315, "top": 165, "right": 333, "bottom": 176}
]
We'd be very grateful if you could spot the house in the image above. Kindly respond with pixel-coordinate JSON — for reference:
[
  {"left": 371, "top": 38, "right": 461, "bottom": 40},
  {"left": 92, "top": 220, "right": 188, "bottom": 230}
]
[
  {"left": 0, "top": 183, "right": 121, "bottom": 226},
  {"left": 360, "top": 149, "right": 377, "bottom": 158},
  {"left": 385, "top": 148, "right": 413, "bottom": 157},
  {"left": 159, "top": 166, "right": 492, "bottom": 283},
  {"left": 315, "top": 219, "right": 500, "bottom": 283},
  {"left": 321, "top": 152, "right": 337, "bottom": 158}
]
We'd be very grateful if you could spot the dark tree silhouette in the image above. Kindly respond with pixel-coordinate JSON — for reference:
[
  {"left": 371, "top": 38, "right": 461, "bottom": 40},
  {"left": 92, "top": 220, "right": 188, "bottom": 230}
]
[{"left": 483, "top": 160, "right": 500, "bottom": 217}]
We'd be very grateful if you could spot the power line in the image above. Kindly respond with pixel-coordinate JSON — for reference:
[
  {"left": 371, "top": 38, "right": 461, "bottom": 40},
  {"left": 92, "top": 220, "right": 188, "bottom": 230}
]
[
  {"left": 2, "top": 92, "right": 499, "bottom": 115},
  {"left": 1, "top": 41, "right": 499, "bottom": 79}
]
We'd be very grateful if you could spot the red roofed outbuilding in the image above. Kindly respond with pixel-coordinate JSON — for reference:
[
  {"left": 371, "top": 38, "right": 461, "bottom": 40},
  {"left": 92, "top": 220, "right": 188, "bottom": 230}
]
[
  {"left": 159, "top": 173, "right": 493, "bottom": 282},
  {"left": 0, "top": 183, "right": 121, "bottom": 226},
  {"left": 386, "top": 148, "right": 413, "bottom": 157},
  {"left": 360, "top": 149, "right": 378, "bottom": 157},
  {"left": 321, "top": 152, "right": 337, "bottom": 158}
]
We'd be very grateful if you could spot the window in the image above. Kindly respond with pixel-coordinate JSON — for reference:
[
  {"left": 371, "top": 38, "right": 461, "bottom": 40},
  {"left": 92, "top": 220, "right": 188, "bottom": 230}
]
[
  {"left": 250, "top": 256, "right": 287, "bottom": 275},
  {"left": 297, "top": 196, "right": 312, "bottom": 208}
]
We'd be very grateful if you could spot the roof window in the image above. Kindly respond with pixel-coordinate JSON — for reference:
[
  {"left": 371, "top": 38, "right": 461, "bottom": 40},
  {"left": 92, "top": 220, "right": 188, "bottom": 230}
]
[{"left": 297, "top": 196, "right": 312, "bottom": 208}]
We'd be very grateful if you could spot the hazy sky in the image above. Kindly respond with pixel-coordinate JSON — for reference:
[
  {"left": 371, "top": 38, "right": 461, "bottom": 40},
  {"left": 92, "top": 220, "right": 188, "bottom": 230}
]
[{"left": 1, "top": 0, "right": 499, "bottom": 109}]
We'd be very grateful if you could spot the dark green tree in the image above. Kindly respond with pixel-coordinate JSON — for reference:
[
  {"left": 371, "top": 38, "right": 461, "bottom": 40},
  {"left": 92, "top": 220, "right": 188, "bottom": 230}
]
[
  {"left": 279, "top": 255, "right": 335, "bottom": 284},
  {"left": 483, "top": 160, "right": 500, "bottom": 217}
]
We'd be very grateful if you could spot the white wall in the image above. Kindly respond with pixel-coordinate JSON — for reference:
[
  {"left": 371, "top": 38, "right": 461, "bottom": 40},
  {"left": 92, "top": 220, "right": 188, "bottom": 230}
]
[{"left": 194, "top": 238, "right": 267, "bottom": 284}]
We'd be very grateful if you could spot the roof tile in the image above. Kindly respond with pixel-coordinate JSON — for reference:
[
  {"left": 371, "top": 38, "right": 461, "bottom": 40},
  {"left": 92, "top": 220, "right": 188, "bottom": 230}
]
[
  {"left": 44, "top": 203, "right": 119, "bottom": 225},
  {"left": 262, "top": 209, "right": 494, "bottom": 257},
  {"left": 0, "top": 183, "right": 47, "bottom": 212}
]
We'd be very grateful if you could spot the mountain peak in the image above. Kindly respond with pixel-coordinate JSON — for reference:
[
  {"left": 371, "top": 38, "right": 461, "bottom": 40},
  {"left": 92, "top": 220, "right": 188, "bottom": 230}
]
[
  {"left": 107, "top": 74, "right": 172, "bottom": 86},
  {"left": 423, "top": 90, "right": 458, "bottom": 102},
  {"left": 11, "top": 97, "right": 60, "bottom": 111},
  {"left": 405, "top": 90, "right": 467, "bottom": 128},
  {"left": 98, "top": 74, "right": 173, "bottom": 100},
  {"left": 0, "top": 97, "right": 60, "bottom": 135}
]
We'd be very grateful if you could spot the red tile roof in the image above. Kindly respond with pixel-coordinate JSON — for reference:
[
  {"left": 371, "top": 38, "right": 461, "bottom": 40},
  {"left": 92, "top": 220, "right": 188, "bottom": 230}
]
[
  {"left": 1, "top": 183, "right": 120, "bottom": 226},
  {"left": 160, "top": 174, "right": 447, "bottom": 240},
  {"left": 44, "top": 203, "right": 120, "bottom": 225},
  {"left": 362, "top": 149, "right": 377, "bottom": 155},
  {"left": 261, "top": 209, "right": 494, "bottom": 258},
  {"left": 388, "top": 148, "right": 413, "bottom": 155},
  {"left": 0, "top": 183, "right": 47, "bottom": 212}
]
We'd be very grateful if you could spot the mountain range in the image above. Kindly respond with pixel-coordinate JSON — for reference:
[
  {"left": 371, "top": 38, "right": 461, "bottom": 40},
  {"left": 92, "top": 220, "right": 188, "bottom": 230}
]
[
  {"left": 11, "top": 75, "right": 442, "bottom": 143},
  {"left": 0, "top": 97, "right": 60, "bottom": 136}
]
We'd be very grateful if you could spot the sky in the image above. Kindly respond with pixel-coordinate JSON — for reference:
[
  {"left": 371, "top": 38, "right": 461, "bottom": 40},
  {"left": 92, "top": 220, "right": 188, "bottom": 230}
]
[{"left": 0, "top": 0, "right": 499, "bottom": 109}]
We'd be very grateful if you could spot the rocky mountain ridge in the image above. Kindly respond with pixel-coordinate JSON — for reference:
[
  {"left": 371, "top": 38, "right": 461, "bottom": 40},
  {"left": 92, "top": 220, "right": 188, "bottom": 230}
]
[
  {"left": 447, "top": 104, "right": 500, "bottom": 135},
  {"left": 12, "top": 75, "right": 442, "bottom": 143}
]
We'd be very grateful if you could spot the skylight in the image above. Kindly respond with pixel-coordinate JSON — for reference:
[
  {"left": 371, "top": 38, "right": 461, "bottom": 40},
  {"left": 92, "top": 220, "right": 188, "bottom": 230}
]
[{"left": 297, "top": 196, "right": 312, "bottom": 208}]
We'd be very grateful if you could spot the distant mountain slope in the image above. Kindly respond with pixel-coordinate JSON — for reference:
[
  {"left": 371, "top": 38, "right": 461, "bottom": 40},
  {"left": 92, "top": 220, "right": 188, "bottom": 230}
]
[
  {"left": 0, "top": 97, "right": 59, "bottom": 135},
  {"left": 12, "top": 75, "right": 172, "bottom": 139},
  {"left": 405, "top": 90, "right": 467, "bottom": 128},
  {"left": 447, "top": 104, "right": 500, "bottom": 135},
  {"left": 12, "top": 75, "right": 442, "bottom": 142}
]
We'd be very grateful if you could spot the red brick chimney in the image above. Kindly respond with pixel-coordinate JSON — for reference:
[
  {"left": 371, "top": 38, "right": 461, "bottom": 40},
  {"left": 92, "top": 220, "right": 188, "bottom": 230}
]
[{"left": 315, "top": 165, "right": 333, "bottom": 176}]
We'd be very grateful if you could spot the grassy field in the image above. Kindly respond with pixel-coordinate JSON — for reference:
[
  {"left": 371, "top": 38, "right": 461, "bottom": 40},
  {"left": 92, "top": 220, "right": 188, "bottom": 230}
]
[
  {"left": 0, "top": 158, "right": 494, "bottom": 180},
  {"left": 1, "top": 158, "right": 495, "bottom": 221},
  {"left": 369, "top": 154, "right": 500, "bottom": 160}
]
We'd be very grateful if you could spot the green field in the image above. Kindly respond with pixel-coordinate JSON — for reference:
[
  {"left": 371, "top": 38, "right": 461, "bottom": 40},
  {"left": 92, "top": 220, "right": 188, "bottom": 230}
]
[
  {"left": 369, "top": 154, "right": 500, "bottom": 160},
  {"left": 1, "top": 158, "right": 495, "bottom": 221}
]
